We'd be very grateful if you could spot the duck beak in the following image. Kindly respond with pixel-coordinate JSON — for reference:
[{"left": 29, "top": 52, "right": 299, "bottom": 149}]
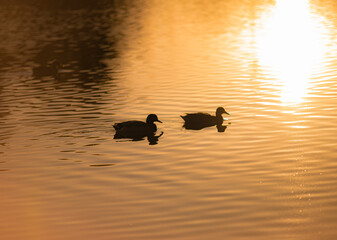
[
  {"left": 224, "top": 110, "right": 230, "bottom": 115},
  {"left": 157, "top": 120, "right": 162, "bottom": 123}
]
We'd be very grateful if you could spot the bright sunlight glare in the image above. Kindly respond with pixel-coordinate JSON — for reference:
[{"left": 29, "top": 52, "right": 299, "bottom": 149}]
[{"left": 256, "top": 0, "right": 327, "bottom": 103}]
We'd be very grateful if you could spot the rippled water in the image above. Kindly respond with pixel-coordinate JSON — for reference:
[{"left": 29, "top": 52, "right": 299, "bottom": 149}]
[{"left": 2, "top": 0, "right": 337, "bottom": 239}]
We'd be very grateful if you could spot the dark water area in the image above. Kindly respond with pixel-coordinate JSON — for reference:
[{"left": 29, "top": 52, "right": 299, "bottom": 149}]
[{"left": 2, "top": 0, "right": 337, "bottom": 239}]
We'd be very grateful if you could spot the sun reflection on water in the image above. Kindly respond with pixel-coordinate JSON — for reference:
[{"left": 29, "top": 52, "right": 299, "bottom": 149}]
[{"left": 256, "top": 0, "right": 328, "bottom": 104}]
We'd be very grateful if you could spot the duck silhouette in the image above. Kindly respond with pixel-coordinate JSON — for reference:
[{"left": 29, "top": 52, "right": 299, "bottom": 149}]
[
  {"left": 113, "top": 114, "right": 163, "bottom": 144},
  {"left": 181, "top": 107, "right": 230, "bottom": 130}
]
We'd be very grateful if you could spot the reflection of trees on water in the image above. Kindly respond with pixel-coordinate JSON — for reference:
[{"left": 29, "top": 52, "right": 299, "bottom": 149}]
[
  {"left": 5, "top": 0, "right": 124, "bottom": 10},
  {"left": 31, "top": 7, "right": 117, "bottom": 83},
  {"left": 1, "top": 0, "right": 135, "bottom": 85},
  {"left": 28, "top": 7, "right": 122, "bottom": 111},
  {"left": 0, "top": 80, "right": 13, "bottom": 149},
  {"left": 23, "top": 1, "right": 135, "bottom": 106},
  {"left": 0, "top": 1, "right": 139, "bottom": 134}
]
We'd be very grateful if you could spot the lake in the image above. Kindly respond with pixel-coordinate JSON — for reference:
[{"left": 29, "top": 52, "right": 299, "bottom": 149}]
[{"left": 1, "top": 0, "right": 337, "bottom": 239}]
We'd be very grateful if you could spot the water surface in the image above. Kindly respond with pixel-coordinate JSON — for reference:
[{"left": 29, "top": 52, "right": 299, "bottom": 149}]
[{"left": 2, "top": 0, "right": 337, "bottom": 239}]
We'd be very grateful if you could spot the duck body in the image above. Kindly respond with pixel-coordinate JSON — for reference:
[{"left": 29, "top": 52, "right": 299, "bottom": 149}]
[
  {"left": 114, "top": 120, "right": 156, "bottom": 131},
  {"left": 114, "top": 120, "right": 157, "bottom": 138},
  {"left": 181, "top": 107, "right": 229, "bottom": 130},
  {"left": 181, "top": 113, "right": 220, "bottom": 130},
  {"left": 113, "top": 114, "right": 162, "bottom": 139}
]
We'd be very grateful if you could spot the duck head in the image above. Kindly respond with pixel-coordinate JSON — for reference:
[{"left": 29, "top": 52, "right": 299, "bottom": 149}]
[
  {"left": 216, "top": 107, "right": 230, "bottom": 116},
  {"left": 146, "top": 114, "right": 162, "bottom": 124}
]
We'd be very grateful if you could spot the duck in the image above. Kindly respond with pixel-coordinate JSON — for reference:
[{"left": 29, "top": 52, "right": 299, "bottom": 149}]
[
  {"left": 181, "top": 107, "right": 230, "bottom": 130},
  {"left": 113, "top": 114, "right": 162, "bottom": 139}
]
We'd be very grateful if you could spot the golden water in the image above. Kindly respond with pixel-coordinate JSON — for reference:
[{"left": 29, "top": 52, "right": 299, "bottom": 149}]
[{"left": 1, "top": 0, "right": 337, "bottom": 239}]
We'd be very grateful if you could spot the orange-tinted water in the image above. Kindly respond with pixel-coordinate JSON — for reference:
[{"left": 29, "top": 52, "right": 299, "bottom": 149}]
[{"left": 1, "top": 0, "right": 337, "bottom": 239}]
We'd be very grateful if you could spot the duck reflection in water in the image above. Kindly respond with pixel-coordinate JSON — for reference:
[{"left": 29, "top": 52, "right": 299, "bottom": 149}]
[
  {"left": 113, "top": 114, "right": 163, "bottom": 145},
  {"left": 181, "top": 107, "right": 230, "bottom": 132}
]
